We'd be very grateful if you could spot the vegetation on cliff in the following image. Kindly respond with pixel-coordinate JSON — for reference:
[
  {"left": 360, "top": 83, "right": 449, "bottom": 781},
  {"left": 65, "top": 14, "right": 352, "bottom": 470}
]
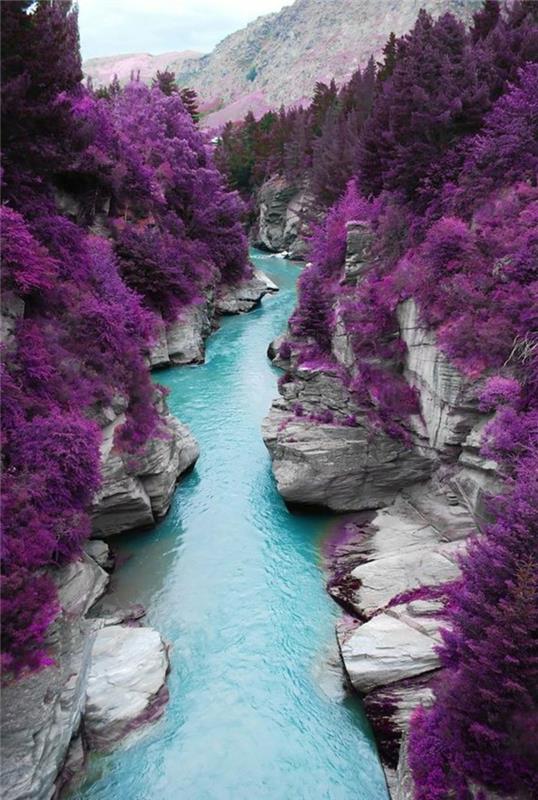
[
  {"left": 1, "top": 0, "right": 249, "bottom": 675},
  {"left": 224, "top": 2, "right": 538, "bottom": 796}
]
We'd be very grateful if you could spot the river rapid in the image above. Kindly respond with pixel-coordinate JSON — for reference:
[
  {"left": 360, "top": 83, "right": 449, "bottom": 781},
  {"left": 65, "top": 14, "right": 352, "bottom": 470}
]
[{"left": 75, "top": 250, "right": 388, "bottom": 800}]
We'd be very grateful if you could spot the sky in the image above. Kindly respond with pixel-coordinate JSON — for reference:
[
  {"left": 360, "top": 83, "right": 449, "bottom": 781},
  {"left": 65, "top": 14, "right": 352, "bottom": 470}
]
[{"left": 78, "top": 0, "right": 289, "bottom": 60}]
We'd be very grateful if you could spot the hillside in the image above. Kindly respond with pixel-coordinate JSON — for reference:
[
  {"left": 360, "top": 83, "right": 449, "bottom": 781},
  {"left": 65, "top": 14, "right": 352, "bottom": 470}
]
[
  {"left": 83, "top": 49, "right": 202, "bottom": 88},
  {"left": 83, "top": 0, "right": 483, "bottom": 126}
]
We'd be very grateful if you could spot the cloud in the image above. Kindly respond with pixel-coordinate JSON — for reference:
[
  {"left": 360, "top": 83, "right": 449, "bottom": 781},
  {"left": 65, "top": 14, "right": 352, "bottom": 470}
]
[{"left": 78, "top": 0, "right": 288, "bottom": 59}]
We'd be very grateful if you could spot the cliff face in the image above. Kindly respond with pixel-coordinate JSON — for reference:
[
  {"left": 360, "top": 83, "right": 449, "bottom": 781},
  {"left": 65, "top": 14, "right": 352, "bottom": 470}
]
[
  {"left": 253, "top": 176, "right": 315, "bottom": 259},
  {"left": 83, "top": 0, "right": 482, "bottom": 126},
  {"left": 263, "top": 224, "right": 501, "bottom": 797},
  {"left": 0, "top": 546, "right": 171, "bottom": 800}
]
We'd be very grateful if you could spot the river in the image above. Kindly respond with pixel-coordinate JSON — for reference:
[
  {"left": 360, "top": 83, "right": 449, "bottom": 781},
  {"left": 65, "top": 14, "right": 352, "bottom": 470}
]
[{"left": 75, "top": 250, "right": 388, "bottom": 800}]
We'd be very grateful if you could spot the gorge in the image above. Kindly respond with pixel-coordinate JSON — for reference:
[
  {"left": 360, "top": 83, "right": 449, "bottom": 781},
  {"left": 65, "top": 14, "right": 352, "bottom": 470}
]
[
  {"left": 71, "top": 251, "right": 389, "bottom": 800},
  {"left": 1, "top": 2, "right": 537, "bottom": 800}
]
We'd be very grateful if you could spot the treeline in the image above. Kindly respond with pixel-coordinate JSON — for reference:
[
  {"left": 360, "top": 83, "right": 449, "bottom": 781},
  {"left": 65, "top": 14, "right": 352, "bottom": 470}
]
[
  {"left": 215, "top": 63, "right": 376, "bottom": 207},
  {"left": 216, "top": 1, "right": 537, "bottom": 211}
]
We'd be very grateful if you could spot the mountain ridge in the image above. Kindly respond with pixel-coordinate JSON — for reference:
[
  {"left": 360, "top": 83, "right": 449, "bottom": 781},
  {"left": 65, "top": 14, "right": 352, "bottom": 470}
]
[{"left": 83, "top": 0, "right": 483, "bottom": 127}]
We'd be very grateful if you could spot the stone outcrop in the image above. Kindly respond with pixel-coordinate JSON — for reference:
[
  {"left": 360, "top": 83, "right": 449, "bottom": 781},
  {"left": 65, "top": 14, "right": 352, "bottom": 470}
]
[
  {"left": 397, "top": 299, "right": 482, "bottom": 454},
  {"left": 0, "top": 555, "right": 108, "bottom": 800},
  {"left": 254, "top": 176, "right": 314, "bottom": 259},
  {"left": 263, "top": 405, "right": 432, "bottom": 511},
  {"left": 215, "top": 268, "right": 277, "bottom": 314},
  {"left": 263, "top": 360, "right": 433, "bottom": 511},
  {"left": 91, "top": 396, "right": 199, "bottom": 538},
  {"left": 342, "top": 220, "right": 375, "bottom": 284},
  {"left": 327, "top": 482, "right": 477, "bottom": 795},
  {"left": 148, "top": 299, "right": 214, "bottom": 368},
  {"left": 84, "top": 625, "right": 169, "bottom": 751}
]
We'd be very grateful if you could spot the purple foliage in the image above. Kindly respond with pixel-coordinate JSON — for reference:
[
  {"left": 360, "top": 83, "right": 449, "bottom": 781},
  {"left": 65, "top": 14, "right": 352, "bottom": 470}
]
[
  {"left": 290, "top": 181, "right": 379, "bottom": 352},
  {"left": 255, "top": 4, "right": 538, "bottom": 795},
  {"left": 1, "top": 1, "right": 249, "bottom": 674}
]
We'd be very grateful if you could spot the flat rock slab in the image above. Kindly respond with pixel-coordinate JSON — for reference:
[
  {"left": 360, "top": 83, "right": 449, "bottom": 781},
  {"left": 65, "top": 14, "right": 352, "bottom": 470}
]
[
  {"left": 215, "top": 269, "right": 276, "bottom": 314},
  {"left": 338, "top": 605, "right": 443, "bottom": 693},
  {"left": 84, "top": 625, "right": 169, "bottom": 751},
  {"left": 349, "top": 540, "right": 464, "bottom": 617},
  {"left": 263, "top": 411, "right": 432, "bottom": 512}
]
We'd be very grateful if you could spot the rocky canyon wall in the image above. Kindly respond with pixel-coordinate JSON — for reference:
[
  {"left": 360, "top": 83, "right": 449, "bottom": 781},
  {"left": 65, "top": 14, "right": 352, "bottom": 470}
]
[
  {"left": 263, "top": 222, "right": 502, "bottom": 798},
  {"left": 252, "top": 175, "right": 315, "bottom": 260},
  {"left": 0, "top": 266, "right": 276, "bottom": 800}
]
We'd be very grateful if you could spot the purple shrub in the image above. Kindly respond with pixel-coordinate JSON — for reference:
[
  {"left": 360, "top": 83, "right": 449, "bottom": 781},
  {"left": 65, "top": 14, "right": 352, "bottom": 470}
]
[{"left": 278, "top": 340, "right": 292, "bottom": 360}]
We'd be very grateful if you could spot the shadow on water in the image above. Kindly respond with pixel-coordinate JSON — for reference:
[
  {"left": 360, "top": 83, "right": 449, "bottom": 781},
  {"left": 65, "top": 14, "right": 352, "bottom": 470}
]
[{"left": 75, "top": 250, "right": 388, "bottom": 800}]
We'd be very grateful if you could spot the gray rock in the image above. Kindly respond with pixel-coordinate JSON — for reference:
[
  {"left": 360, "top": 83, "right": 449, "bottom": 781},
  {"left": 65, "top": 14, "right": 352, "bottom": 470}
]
[
  {"left": 397, "top": 299, "right": 481, "bottom": 453},
  {"left": 267, "top": 333, "right": 287, "bottom": 363},
  {"left": 0, "top": 292, "right": 24, "bottom": 346},
  {"left": 256, "top": 176, "right": 314, "bottom": 259},
  {"left": 453, "top": 417, "right": 501, "bottom": 527},
  {"left": 84, "top": 625, "right": 169, "bottom": 751},
  {"left": 92, "top": 408, "right": 199, "bottom": 537},
  {"left": 140, "top": 416, "right": 200, "bottom": 518},
  {"left": 84, "top": 539, "right": 113, "bottom": 570},
  {"left": 262, "top": 409, "right": 432, "bottom": 512},
  {"left": 331, "top": 302, "right": 356, "bottom": 370},
  {"left": 338, "top": 607, "right": 443, "bottom": 693},
  {"left": 86, "top": 394, "right": 129, "bottom": 428},
  {"left": 0, "top": 557, "right": 107, "bottom": 800},
  {"left": 393, "top": 733, "right": 415, "bottom": 800},
  {"left": 255, "top": 268, "right": 278, "bottom": 293},
  {"left": 343, "top": 220, "right": 374, "bottom": 283},
  {"left": 215, "top": 269, "right": 276, "bottom": 315},
  {"left": 148, "top": 300, "right": 214, "bottom": 368},
  {"left": 349, "top": 540, "right": 464, "bottom": 617},
  {"left": 54, "top": 733, "right": 86, "bottom": 798},
  {"left": 365, "top": 676, "right": 436, "bottom": 744}
]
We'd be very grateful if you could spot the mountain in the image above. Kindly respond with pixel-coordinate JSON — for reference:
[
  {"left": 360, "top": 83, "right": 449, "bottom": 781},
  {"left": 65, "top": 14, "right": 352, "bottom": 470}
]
[
  {"left": 83, "top": 50, "right": 202, "bottom": 88},
  {"left": 83, "top": 0, "right": 483, "bottom": 126}
]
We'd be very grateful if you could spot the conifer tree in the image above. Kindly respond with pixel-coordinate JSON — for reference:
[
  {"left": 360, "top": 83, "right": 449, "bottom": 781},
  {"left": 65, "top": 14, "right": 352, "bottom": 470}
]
[{"left": 180, "top": 86, "right": 200, "bottom": 122}]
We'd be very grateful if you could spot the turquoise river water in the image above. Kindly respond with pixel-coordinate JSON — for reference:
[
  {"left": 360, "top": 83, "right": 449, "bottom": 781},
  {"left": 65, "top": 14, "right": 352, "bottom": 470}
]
[{"left": 76, "top": 250, "right": 388, "bottom": 800}]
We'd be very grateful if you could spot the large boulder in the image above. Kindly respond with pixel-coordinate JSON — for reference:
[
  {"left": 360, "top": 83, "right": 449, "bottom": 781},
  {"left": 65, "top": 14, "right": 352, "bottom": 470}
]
[
  {"left": 263, "top": 407, "right": 432, "bottom": 511},
  {"left": 84, "top": 625, "right": 169, "bottom": 751},
  {"left": 0, "top": 555, "right": 108, "bottom": 800},
  {"left": 338, "top": 601, "right": 444, "bottom": 693}
]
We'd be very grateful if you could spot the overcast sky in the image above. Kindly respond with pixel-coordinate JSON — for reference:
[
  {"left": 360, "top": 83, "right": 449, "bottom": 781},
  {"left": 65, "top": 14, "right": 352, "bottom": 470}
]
[{"left": 78, "top": 0, "right": 289, "bottom": 60}]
